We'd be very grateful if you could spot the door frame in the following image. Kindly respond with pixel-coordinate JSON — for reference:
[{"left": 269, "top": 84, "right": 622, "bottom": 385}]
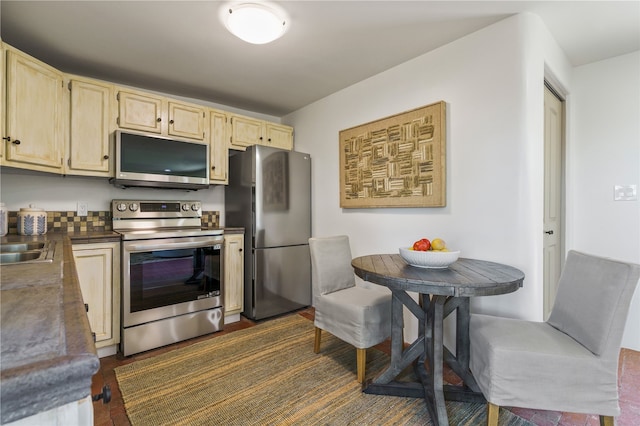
[{"left": 543, "top": 80, "right": 567, "bottom": 319}]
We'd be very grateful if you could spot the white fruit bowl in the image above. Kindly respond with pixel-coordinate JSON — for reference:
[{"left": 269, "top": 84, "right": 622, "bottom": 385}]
[{"left": 399, "top": 247, "right": 460, "bottom": 269}]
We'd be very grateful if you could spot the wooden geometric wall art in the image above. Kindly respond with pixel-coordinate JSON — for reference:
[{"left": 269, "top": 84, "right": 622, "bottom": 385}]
[{"left": 339, "top": 101, "right": 446, "bottom": 208}]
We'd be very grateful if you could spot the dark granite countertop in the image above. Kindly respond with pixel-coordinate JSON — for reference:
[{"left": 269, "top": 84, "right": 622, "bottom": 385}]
[{"left": 0, "top": 233, "right": 100, "bottom": 424}]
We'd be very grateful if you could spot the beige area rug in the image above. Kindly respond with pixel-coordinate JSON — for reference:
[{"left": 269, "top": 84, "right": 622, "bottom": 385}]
[{"left": 115, "top": 314, "right": 533, "bottom": 425}]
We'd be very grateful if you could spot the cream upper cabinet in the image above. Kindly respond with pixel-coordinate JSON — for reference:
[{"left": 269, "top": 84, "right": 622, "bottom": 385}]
[
  {"left": 117, "top": 90, "right": 163, "bottom": 134},
  {"left": 1, "top": 42, "right": 5, "bottom": 165},
  {"left": 117, "top": 89, "right": 206, "bottom": 141},
  {"left": 265, "top": 122, "right": 294, "bottom": 150},
  {"left": 230, "top": 114, "right": 262, "bottom": 149},
  {"left": 72, "top": 242, "right": 121, "bottom": 349},
  {"left": 68, "top": 77, "right": 114, "bottom": 177},
  {"left": 209, "top": 109, "right": 228, "bottom": 184},
  {"left": 168, "top": 101, "right": 205, "bottom": 140},
  {"left": 229, "top": 113, "right": 293, "bottom": 151},
  {"left": 4, "top": 46, "right": 65, "bottom": 172},
  {"left": 224, "top": 233, "right": 244, "bottom": 320}
]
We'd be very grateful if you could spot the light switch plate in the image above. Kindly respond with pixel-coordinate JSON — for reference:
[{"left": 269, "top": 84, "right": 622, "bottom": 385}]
[{"left": 614, "top": 184, "right": 637, "bottom": 201}]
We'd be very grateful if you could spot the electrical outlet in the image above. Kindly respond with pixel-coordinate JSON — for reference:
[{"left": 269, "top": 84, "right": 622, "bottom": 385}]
[{"left": 77, "top": 202, "right": 88, "bottom": 217}]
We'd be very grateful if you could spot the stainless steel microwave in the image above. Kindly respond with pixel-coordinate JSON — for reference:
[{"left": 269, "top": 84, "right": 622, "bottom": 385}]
[{"left": 112, "top": 130, "right": 210, "bottom": 190}]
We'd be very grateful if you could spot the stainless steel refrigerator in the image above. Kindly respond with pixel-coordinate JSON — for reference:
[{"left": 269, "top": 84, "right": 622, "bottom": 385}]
[{"left": 225, "top": 145, "right": 312, "bottom": 320}]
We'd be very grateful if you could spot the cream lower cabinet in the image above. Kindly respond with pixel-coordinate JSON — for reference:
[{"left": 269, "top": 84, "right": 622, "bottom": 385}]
[
  {"left": 224, "top": 233, "right": 244, "bottom": 321},
  {"left": 72, "top": 242, "right": 120, "bottom": 349}
]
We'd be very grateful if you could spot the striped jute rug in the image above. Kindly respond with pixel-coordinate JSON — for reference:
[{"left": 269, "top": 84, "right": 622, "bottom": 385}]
[{"left": 115, "top": 314, "right": 533, "bottom": 426}]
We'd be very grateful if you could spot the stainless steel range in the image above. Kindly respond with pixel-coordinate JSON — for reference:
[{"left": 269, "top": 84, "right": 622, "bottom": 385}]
[{"left": 112, "top": 199, "right": 224, "bottom": 356}]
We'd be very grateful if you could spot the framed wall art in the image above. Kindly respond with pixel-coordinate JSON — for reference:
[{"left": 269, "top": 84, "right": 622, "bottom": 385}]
[{"left": 339, "top": 101, "right": 446, "bottom": 208}]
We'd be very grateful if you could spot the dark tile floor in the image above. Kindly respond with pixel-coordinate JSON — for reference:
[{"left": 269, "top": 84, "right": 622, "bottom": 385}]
[{"left": 92, "top": 309, "right": 640, "bottom": 426}]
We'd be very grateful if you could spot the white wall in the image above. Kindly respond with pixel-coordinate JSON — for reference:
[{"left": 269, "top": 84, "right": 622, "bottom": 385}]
[
  {"left": 568, "top": 51, "right": 640, "bottom": 349},
  {"left": 285, "top": 13, "right": 637, "bottom": 348}
]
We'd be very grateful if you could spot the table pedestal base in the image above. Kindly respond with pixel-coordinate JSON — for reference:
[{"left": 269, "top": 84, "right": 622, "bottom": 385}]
[{"left": 363, "top": 291, "right": 486, "bottom": 426}]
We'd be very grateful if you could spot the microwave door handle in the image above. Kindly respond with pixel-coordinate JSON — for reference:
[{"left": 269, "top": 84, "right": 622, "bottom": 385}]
[{"left": 127, "top": 240, "right": 220, "bottom": 251}]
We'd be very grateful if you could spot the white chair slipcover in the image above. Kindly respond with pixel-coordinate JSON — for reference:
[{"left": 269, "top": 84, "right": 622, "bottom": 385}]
[
  {"left": 470, "top": 250, "right": 640, "bottom": 425},
  {"left": 309, "top": 235, "right": 391, "bottom": 383}
]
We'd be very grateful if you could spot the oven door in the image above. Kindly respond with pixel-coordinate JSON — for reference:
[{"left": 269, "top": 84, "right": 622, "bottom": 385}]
[{"left": 122, "top": 235, "right": 223, "bottom": 328}]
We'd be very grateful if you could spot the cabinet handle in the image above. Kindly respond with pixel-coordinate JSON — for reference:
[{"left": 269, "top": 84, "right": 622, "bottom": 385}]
[
  {"left": 156, "top": 117, "right": 162, "bottom": 122},
  {"left": 12, "top": 140, "right": 21, "bottom": 145},
  {"left": 103, "top": 155, "right": 109, "bottom": 160},
  {"left": 212, "top": 166, "right": 216, "bottom": 170},
  {"left": 85, "top": 303, "right": 89, "bottom": 312},
  {"left": 169, "top": 119, "right": 174, "bottom": 124},
  {"left": 92, "top": 385, "right": 112, "bottom": 404},
  {"left": 259, "top": 136, "right": 263, "bottom": 140},
  {"left": 91, "top": 332, "right": 96, "bottom": 342},
  {"left": 239, "top": 248, "right": 243, "bottom": 252},
  {"left": 268, "top": 138, "right": 272, "bottom": 142},
  {"left": 2, "top": 136, "right": 11, "bottom": 142}
]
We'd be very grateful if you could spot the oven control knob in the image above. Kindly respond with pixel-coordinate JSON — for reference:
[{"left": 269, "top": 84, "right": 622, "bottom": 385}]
[
  {"left": 191, "top": 204, "right": 199, "bottom": 211},
  {"left": 181, "top": 204, "right": 190, "bottom": 211},
  {"left": 116, "top": 203, "right": 127, "bottom": 212},
  {"left": 129, "top": 203, "right": 139, "bottom": 212}
]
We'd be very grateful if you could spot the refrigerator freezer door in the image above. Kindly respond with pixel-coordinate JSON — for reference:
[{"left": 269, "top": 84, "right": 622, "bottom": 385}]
[
  {"left": 247, "top": 245, "right": 311, "bottom": 320},
  {"left": 254, "top": 146, "right": 311, "bottom": 248}
]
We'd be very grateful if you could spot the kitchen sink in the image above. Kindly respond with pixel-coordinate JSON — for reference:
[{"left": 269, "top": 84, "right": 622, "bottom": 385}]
[
  {"left": 0, "top": 241, "right": 55, "bottom": 265},
  {"left": 0, "top": 242, "right": 47, "bottom": 252}
]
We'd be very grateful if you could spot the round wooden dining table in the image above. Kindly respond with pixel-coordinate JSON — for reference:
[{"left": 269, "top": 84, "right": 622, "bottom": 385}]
[{"left": 351, "top": 254, "right": 525, "bottom": 426}]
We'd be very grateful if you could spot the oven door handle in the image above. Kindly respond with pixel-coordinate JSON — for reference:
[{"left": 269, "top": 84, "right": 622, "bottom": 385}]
[{"left": 127, "top": 240, "right": 221, "bottom": 251}]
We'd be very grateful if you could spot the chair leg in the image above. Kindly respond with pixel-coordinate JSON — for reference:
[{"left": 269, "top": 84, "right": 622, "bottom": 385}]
[
  {"left": 313, "top": 327, "right": 322, "bottom": 353},
  {"left": 600, "top": 416, "right": 614, "bottom": 426},
  {"left": 356, "top": 347, "right": 366, "bottom": 383},
  {"left": 487, "top": 402, "right": 499, "bottom": 426}
]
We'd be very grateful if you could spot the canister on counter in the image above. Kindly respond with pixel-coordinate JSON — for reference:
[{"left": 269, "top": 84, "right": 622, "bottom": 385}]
[{"left": 17, "top": 205, "right": 47, "bottom": 236}]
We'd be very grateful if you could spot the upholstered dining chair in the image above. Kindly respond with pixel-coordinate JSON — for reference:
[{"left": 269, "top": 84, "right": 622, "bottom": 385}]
[
  {"left": 309, "top": 235, "right": 392, "bottom": 383},
  {"left": 470, "top": 250, "right": 640, "bottom": 426}
]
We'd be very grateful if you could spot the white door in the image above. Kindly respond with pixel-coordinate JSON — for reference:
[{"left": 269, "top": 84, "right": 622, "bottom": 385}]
[{"left": 543, "top": 84, "right": 564, "bottom": 319}]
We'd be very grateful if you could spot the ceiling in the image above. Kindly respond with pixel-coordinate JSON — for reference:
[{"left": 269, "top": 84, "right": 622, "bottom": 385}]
[{"left": 2, "top": 1, "right": 639, "bottom": 117}]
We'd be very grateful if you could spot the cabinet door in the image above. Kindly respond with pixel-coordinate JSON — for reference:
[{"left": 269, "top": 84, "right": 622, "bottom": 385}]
[
  {"left": 68, "top": 78, "right": 113, "bottom": 176},
  {"left": 224, "top": 233, "right": 244, "bottom": 319},
  {"left": 265, "top": 123, "right": 293, "bottom": 150},
  {"left": 117, "top": 90, "right": 163, "bottom": 134},
  {"left": 5, "top": 48, "right": 64, "bottom": 171},
  {"left": 230, "top": 114, "right": 262, "bottom": 149},
  {"left": 73, "top": 243, "right": 120, "bottom": 348},
  {"left": 1, "top": 43, "right": 5, "bottom": 165},
  {"left": 209, "top": 109, "right": 228, "bottom": 184},
  {"left": 168, "top": 101, "right": 205, "bottom": 140}
]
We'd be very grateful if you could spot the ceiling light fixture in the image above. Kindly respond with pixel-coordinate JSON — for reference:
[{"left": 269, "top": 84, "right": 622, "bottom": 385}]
[{"left": 223, "top": 3, "right": 288, "bottom": 45}]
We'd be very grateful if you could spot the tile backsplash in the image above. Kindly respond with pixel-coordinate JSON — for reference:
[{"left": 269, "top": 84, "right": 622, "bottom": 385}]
[{"left": 5, "top": 210, "right": 220, "bottom": 234}]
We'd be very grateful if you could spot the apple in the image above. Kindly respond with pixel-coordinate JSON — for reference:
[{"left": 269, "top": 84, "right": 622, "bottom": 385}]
[{"left": 412, "top": 238, "right": 431, "bottom": 251}]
